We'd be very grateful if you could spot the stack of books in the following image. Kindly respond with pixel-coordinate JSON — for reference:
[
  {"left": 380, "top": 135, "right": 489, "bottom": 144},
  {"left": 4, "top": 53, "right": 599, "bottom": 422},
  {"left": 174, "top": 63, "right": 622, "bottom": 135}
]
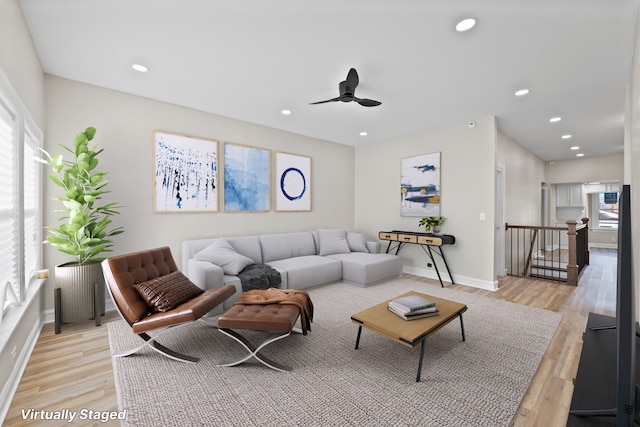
[{"left": 388, "top": 294, "right": 438, "bottom": 320}]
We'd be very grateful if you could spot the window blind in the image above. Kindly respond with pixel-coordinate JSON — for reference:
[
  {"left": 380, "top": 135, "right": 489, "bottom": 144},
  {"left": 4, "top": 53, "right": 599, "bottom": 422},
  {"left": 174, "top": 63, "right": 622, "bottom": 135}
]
[
  {"left": 23, "top": 129, "right": 40, "bottom": 288},
  {"left": 0, "top": 100, "right": 18, "bottom": 301}
]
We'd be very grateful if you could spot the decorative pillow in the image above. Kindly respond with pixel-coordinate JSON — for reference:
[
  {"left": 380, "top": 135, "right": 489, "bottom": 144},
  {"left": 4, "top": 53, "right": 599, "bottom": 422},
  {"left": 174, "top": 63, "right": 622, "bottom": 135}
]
[
  {"left": 347, "top": 231, "right": 370, "bottom": 253},
  {"left": 318, "top": 228, "right": 351, "bottom": 256},
  {"left": 194, "top": 238, "right": 254, "bottom": 275},
  {"left": 133, "top": 271, "right": 204, "bottom": 312}
]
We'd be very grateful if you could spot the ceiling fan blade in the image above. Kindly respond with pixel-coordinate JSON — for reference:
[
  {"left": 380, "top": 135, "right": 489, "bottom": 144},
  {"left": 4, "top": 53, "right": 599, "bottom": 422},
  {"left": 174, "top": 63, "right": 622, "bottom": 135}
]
[
  {"left": 309, "top": 97, "right": 341, "bottom": 105},
  {"left": 355, "top": 97, "right": 381, "bottom": 107},
  {"left": 338, "top": 80, "right": 347, "bottom": 96},
  {"left": 344, "top": 68, "right": 359, "bottom": 93}
]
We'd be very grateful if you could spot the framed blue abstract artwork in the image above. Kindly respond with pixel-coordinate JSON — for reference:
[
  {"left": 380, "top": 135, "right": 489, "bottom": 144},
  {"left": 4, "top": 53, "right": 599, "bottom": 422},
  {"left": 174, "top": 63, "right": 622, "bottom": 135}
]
[
  {"left": 275, "top": 152, "right": 311, "bottom": 211},
  {"left": 223, "top": 142, "right": 270, "bottom": 211},
  {"left": 401, "top": 152, "right": 441, "bottom": 217},
  {"left": 153, "top": 131, "right": 218, "bottom": 212}
]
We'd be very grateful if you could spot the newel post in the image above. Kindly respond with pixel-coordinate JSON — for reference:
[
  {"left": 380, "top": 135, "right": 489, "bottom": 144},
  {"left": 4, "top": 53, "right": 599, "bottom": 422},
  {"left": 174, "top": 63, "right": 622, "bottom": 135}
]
[
  {"left": 581, "top": 217, "right": 590, "bottom": 266},
  {"left": 566, "top": 220, "right": 578, "bottom": 286}
]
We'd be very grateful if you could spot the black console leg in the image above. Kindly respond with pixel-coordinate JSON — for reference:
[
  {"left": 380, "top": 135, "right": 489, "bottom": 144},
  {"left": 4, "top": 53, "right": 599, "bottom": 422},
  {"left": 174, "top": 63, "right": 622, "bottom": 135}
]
[
  {"left": 438, "top": 247, "right": 455, "bottom": 284},
  {"left": 425, "top": 246, "right": 445, "bottom": 287}
]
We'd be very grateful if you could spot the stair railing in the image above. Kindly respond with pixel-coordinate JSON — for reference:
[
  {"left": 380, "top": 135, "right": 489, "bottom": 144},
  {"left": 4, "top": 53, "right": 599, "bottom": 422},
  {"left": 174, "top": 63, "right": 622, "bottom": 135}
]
[{"left": 505, "top": 218, "right": 589, "bottom": 286}]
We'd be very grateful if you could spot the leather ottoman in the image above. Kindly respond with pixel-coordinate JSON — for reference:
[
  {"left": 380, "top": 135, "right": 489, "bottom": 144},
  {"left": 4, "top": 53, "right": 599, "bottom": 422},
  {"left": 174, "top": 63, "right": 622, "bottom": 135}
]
[{"left": 216, "top": 303, "right": 301, "bottom": 371}]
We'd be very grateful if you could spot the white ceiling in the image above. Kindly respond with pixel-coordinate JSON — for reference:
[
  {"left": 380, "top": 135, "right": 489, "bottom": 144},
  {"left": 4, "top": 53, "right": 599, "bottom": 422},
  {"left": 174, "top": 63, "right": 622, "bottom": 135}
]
[{"left": 19, "top": 0, "right": 638, "bottom": 161}]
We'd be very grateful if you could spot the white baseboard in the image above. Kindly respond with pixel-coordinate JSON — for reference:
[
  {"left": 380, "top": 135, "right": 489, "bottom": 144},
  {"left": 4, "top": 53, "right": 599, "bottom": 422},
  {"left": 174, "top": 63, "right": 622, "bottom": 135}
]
[{"left": 403, "top": 265, "right": 498, "bottom": 291}]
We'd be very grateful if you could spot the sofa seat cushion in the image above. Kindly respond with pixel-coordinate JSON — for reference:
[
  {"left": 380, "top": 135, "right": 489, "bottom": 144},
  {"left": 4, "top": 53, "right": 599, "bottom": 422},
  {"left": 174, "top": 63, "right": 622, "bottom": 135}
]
[
  {"left": 267, "top": 256, "right": 342, "bottom": 290},
  {"left": 326, "top": 252, "right": 403, "bottom": 286}
]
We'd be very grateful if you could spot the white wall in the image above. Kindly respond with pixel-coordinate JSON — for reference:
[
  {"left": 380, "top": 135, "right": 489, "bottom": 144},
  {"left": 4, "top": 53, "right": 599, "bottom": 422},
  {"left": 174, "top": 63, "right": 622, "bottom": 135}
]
[
  {"left": 354, "top": 116, "right": 498, "bottom": 290},
  {"left": 497, "top": 130, "right": 545, "bottom": 225},
  {"left": 545, "top": 154, "right": 624, "bottom": 184},
  {"left": 43, "top": 75, "right": 355, "bottom": 309}
]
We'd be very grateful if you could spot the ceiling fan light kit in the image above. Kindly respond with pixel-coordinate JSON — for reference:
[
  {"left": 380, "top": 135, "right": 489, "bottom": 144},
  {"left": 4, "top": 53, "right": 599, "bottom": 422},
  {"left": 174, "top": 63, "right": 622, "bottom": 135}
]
[{"left": 310, "top": 68, "right": 381, "bottom": 107}]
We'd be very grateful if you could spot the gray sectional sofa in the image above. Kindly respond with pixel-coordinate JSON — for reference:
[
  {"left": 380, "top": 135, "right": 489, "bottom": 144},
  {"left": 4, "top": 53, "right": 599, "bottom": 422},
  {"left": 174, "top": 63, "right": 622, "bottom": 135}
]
[{"left": 182, "top": 229, "right": 403, "bottom": 314}]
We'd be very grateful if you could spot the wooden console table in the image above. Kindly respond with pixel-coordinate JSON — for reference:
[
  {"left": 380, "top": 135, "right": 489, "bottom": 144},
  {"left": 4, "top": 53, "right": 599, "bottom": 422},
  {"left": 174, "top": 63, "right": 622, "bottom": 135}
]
[{"left": 379, "top": 230, "right": 455, "bottom": 287}]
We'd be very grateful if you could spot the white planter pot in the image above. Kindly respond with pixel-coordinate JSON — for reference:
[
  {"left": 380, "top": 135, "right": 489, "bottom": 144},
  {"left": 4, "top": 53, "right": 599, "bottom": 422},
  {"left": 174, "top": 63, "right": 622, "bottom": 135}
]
[{"left": 55, "top": 262, "right": 105, "bottom": 323}]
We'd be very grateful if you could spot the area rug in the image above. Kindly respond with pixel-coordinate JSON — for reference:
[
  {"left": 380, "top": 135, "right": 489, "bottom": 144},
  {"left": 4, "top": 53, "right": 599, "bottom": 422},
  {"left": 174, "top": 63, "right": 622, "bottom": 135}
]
[{"left": 108, "top": 277, "right": 562, "bottom": 426}]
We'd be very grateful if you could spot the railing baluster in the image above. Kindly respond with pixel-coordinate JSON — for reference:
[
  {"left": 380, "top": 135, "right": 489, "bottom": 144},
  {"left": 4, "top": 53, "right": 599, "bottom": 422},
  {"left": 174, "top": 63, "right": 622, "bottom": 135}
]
[{"left": 551, "top": 230, "right": 562, "bottom": 280}]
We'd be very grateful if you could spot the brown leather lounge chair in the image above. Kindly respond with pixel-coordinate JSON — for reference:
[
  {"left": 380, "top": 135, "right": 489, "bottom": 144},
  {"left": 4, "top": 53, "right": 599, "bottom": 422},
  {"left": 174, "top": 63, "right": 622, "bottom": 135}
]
[{"left": 102, "top": 246, "right": 236, "bottom": 363}]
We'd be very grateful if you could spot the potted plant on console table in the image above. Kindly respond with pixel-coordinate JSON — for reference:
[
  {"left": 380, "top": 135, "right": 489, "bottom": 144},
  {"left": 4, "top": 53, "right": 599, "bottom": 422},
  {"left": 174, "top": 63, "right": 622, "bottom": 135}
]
[
  {"left": 39, "top": 127, "right": 124, "bottom": 333},
  {"left": 418, "top": 216, "right": 446, "bottom": 235}
]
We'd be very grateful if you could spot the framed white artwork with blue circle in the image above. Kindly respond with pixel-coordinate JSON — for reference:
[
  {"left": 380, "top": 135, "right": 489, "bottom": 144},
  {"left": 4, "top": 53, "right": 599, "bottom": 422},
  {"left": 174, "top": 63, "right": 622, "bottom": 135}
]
[{"left": 275, "top": 152, "right": 311, "bottom": 211}]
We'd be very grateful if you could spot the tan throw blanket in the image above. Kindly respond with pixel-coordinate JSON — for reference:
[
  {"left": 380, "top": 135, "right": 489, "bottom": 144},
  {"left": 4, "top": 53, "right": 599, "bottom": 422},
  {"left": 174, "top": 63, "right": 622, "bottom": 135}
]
[{"left": 235, "top": 288, "right": 314, "bottom": 335}]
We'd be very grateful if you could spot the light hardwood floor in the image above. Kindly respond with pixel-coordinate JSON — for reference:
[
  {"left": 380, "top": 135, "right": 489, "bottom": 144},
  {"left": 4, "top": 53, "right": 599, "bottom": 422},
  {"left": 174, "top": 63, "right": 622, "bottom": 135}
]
[{"left": 4, "top": 249, "right": 617, "bottom": 426}]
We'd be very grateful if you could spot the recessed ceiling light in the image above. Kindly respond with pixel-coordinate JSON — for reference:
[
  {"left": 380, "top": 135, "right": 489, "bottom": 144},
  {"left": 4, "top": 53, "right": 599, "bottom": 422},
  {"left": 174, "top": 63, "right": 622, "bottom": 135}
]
[
  {"left": 132, "top": 64, "right": 149, "bottom": 72},
  {"left": 576, "top": 153, "right": 584, "bottom": 157},
  {"left": 562, "top": 134, "right": 572, "bottom": 139},
  {"left": 360, "top": 131, "right": 368, "bottom": 136},
  {"left": 570, "top": 146, "right": 580, "bottom": 150},
  {"left": 515, "top": 89, "right": 530, "bottom": 97},
  {"left": 549, "top": 117, "right": 562, "bottom": 123},
  {"left": 281, "top": 109, "right": 291, "bottom": 115},
  {"left": 455, "top": 18, "right": 477, "bottom": 32}
]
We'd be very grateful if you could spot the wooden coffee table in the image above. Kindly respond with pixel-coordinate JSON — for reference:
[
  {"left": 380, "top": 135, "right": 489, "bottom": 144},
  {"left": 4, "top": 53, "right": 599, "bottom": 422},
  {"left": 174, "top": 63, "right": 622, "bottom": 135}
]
[{"left": 351, "top": 291, "right": 467, "bottom": 382}]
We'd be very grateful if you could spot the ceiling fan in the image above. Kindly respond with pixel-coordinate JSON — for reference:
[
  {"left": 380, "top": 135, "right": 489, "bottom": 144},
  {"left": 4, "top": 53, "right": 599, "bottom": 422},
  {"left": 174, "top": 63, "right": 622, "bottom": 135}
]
[{"left": 310, "top": 68, "right": 381, "bottom": 107}]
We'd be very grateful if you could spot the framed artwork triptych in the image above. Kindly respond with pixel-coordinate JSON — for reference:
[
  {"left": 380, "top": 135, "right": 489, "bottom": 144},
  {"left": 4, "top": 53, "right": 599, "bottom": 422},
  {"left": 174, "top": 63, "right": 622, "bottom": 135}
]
[{"left": 153, "top": 130, "right": 312, "bottom": 213}]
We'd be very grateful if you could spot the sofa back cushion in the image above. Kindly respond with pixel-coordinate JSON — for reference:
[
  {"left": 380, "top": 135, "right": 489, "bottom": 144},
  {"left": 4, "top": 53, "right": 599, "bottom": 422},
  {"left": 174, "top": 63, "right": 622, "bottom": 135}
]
[
  {"left": 318, "top": 228, "right": 351, "bottom": 256},
  {"left": 181, "top": 238, "right": 218, "bottom": 275},
  {"left": 226, "top": 236, "right": 263, "bottom": 264},
  {"left": 194, "top": 238, "right": 255, "bottom": 275},
  {"left": 260, "top": 232, "right": 316, "bottom": 262},
  {"left": 347, "top": 231, "right": 370, "bottom": 253}
]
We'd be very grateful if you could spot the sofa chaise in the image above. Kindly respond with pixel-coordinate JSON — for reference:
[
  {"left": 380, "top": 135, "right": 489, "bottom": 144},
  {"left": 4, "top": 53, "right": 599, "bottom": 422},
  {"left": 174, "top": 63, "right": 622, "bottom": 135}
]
[{"left": 182, "top": 229, "right": 403, "bottom": 314}]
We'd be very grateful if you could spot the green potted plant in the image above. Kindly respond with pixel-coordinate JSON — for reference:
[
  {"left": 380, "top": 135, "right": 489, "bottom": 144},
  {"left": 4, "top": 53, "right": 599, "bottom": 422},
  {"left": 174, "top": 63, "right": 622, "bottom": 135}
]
[
  {"left": 418, "top": 216, "right": 446, "bottom": 234},
  {"left": 39, "top": 127, "right": 124, "bottom": 324}
]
